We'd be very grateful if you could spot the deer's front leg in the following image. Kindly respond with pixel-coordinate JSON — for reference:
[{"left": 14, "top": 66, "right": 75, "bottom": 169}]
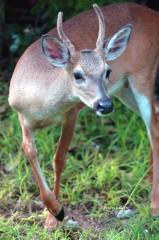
[
  {"left": 19, "top": 114, "right": 63, "bottom": 220},
  {"left": 44, "top": 107, "right": 80, "bottom": 230}
]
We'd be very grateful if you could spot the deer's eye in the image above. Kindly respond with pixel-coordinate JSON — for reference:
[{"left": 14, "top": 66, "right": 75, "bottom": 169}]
[
  {"left": 73, "top": 72, "right": 85, "bottom": 84},
  {"left": 105, "top": 69, "right": 112, "bottom": 79}
]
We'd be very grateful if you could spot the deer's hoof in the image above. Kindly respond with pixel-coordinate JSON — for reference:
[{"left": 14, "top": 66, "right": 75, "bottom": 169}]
[
  {"left": 152, "top": 208, "right": 159, "bottom": 217},
  {"left": 55, "top": 206, "right": 65, "bottom": 221},
  {"left": 44, "top": 213, "right": 59, "bottom": 231}
]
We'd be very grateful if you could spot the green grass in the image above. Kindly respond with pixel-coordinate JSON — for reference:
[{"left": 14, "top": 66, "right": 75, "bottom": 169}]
[{"left": 0, "top": 81, "right": 158, "bottom": 239}]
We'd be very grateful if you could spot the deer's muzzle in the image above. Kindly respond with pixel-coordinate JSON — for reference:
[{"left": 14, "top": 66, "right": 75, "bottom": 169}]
[{"left": 93, "top": 98, "right": 114, "bottom": 116}]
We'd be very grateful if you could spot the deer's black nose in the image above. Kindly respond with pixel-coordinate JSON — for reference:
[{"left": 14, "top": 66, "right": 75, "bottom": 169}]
[{"left": 93, "top": 99, "right": 114, "bottom": 115}]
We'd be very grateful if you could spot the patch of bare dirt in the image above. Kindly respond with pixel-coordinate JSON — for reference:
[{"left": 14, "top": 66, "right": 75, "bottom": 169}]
[
  {"left": 0, "top": 196, "right": 44, "bottom": 219},
  {"left": 0, "top": 196, "right": 115, "bottom": 231},
  {"left": 0, "top": 193, "right": 132, "bottom": 233}
]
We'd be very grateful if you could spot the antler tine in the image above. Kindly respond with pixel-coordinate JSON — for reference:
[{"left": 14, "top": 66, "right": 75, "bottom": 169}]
[
  {"left": 57, "top": 11, "right": 75, "bottom": 53},
  {"left": 93, "top": 4, "right": 105, "bottom": 50}
]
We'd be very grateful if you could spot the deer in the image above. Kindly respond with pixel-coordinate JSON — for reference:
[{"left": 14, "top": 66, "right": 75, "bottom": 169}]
[{"left": 8, "top": 2, "right": 159, "bottom": 230}]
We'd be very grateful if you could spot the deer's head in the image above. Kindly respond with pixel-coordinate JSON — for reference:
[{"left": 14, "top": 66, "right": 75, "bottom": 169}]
[{"left": 42, "top": 4, "right": 132, "bottom": 116}]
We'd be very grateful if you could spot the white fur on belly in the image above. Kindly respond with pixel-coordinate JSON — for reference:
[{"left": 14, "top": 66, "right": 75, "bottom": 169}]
[{"left": 129, "top": 83, "right": 152, "bottom": 139}]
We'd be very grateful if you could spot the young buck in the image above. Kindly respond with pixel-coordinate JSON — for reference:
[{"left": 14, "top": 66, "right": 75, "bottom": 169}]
[{"left": 8, "top": 2, "right": 159, "bottom": 229}]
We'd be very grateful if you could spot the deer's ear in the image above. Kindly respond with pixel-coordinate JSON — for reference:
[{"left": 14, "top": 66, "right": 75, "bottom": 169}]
[
  {"left": 104, "top": 24, "right": 133, "bottom": 61},
  {"left": 41, "top": 35, "right": 70, "bottom": 68}
]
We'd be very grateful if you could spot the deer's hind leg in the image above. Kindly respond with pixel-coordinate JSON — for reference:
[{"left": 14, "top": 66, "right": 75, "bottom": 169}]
[
  {"left": 150, "top": 68, "right": 159, "bottom": 183},
  {"left": 128, "top": 68, "right": 159, "bottom": 216},
  {"left": 150, "top": 99, "right": 159, "bottom": 216},
  {"left": 18, "top": 114, "right": 63, "bottom": 221}
]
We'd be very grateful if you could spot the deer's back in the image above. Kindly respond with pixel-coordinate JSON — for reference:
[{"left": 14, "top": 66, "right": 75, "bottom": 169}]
[{"left": 9, "top": 3, "right": 159, "bottom": 112}]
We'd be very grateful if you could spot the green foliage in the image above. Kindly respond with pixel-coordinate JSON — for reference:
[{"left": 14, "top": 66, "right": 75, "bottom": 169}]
[
  {"left": 7, "top": 0, "right": 127, "bottom": 57},
  {"left": 31, "top": 0, "right": 127, "bottom": 24},
  {"left": 0, "top": 88, "right": 157, "bottom": 239}
]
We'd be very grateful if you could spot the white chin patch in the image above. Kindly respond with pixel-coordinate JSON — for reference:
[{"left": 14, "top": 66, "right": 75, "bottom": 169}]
[
  {"left": 96, "top": 111, "right": 103, "bottom": 117},
  {"left": 96, "top": 110, "right": 114, "bottom": 117}
]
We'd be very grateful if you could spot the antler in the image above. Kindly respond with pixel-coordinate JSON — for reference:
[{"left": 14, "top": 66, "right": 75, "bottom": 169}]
[
  {"left": 57, "top": 12, "right": 75, "bottom": 54},
  {"left": 93, "top": 4, "right": 105, "bottom": 50}
]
